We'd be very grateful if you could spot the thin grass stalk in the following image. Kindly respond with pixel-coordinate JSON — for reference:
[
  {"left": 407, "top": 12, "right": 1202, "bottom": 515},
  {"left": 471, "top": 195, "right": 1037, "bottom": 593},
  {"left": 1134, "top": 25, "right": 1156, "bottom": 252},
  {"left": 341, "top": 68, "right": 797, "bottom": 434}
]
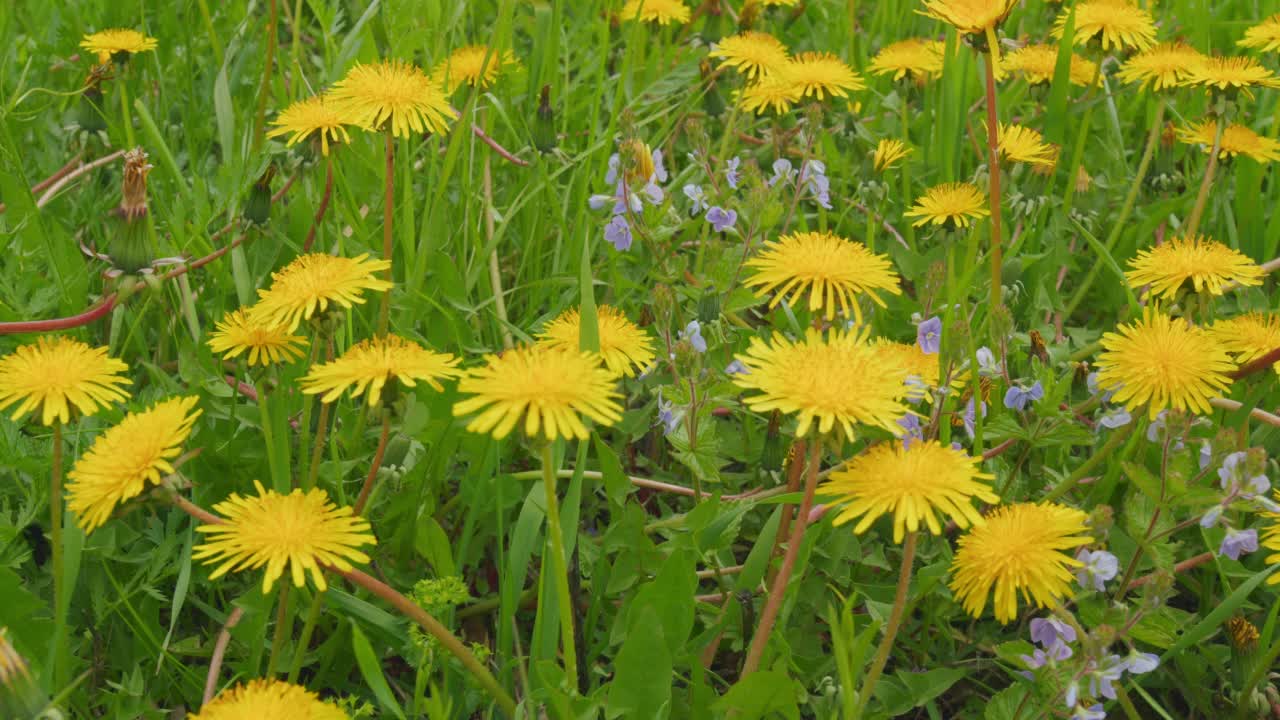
[
  {"left": 287, "top": 592, "right": 325, "bottom": 683},
  {"left": 378, "top": 128, "right": 394, "bottom": 336},
  {"left": 264, "top": 583, "right": 291, "bottom": 677},
  {"left": 1183, "top": 116, "right": 1224, "bottom": 242},
  {"left": 251, "top": 0, "right": 279, "bottom": 153},
  {"left": 852, "top": 531, "right": 918, "bottom": 720},
  {"left": 482, "top": 109, "right": 514, "bottom": 349},
  {"left": 50, "top": 421, "right": 64, "bottom": 685},
  {"left": 539, "top": 443, "right": 579, "bottom": 687},
  {"left": 982, "top": 36, "right": 1004, "bottom": 309},
  {"left": 353, "top": 412, "right": 392, "bottom": 515}
]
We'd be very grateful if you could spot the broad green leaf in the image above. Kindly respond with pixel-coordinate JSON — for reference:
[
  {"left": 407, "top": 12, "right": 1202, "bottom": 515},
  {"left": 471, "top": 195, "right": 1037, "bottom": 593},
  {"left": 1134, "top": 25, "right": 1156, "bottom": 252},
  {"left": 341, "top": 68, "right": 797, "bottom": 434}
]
[
  {"left": 350, "top": 622, "right": 407, "bottom": 720},
  {"left": 606, "top": 608, "right": 671, "bottom": 719}
]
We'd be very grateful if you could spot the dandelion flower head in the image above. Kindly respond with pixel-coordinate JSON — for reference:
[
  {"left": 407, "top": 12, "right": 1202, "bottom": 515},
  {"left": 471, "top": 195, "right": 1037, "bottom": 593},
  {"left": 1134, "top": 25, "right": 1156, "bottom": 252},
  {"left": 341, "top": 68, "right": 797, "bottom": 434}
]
[
  {"left": 300, "top": 334, "right": 462, "bottom": 407},
  {"left": 328, "top": 60, "right": 455, "bottom": 137},
  {"left": 1208, "top": 312, "right": 1280, "bottom": 375},
  {"left": 783, "top": 52, "right": 865, "bottom": 100},
  {"left": 267, "top": 95, "right": 351, "bottom": 156},
  {"left": 208, "top": 308, "right": 309, "bottom": 367},
  {"left": 1238, "top": 14, "right": 1280, "bottom": 53},
  {"left": 1183, "top": 56, "right": 1280, "bottom": 97},
  {"left": 708, "top": 32, "right": 790, "bottom": 80},
  {"left": 868, "top": 39, "right": 946, "bottom": 82},
  {"left": 1053, "top": 0, "right": 1157, "bottom": 51},
  {"left": 1125, "top": 235, "right": 1264, "bottom": 299},
  {"left": 996, "top": 123, "right": 1056, "bottom": 166},
  {"left": 80, "top": 29, "right": 158, "bottom": 63},
  {"left": 1118, "top": 42, "right": 1208, "bottom": 91},
  {"left": 0, "top": 336, "right": 130, "bottom": 426},
  {"left": 873, "top": 138, "right": 912, "bottom": 172},
  {"left": 1178, "top": 120, "right": 1280, "bottom": 163},
  {"left": 249, "top": 253, "right": 393, "bottom": 332},
  {"left": 743, "top": 231, "right": 902, "bottom": 324},
  {"left": 737, "top": 76, "right": 803, "bottom": 115},
  {"left": 1262, "top": 492, "right": 1280, "bottom": 583},
  {"left": 905, "top": 182, "right": 990, "bottom": 229},
  {"left": 1001, "top": 44, "right": 1098, "bottom": 86},
  {"left": 537, "top": 305, "right": 656, "bottom": 378},
  {"left": 433, "top": 45, "right": 519, "bottom": 92},
  {"left": 622, "top": 0, "right": 692, "bottom": 24},
  {"left": 190, "top": 679, "right": 349, "bottom": 720},
  {"left": 920, "top": 0, "right": 1019, "bottom": 35}
]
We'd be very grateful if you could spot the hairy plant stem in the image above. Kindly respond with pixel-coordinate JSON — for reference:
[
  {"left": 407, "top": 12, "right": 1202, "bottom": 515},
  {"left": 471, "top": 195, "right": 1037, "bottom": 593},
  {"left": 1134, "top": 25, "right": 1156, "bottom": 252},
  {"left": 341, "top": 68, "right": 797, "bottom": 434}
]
[
  {"left": 353, "top": 412, "right": 392, "bottom": 515},
  {"left": 1183, "top": 117, "right": 1224, "bottom": 241},
  {"left": 50, "top": 421, "right": 64, "bottom": 686},
  {"left": 982, "top": 39, "right": 1004, "bottom": 310},
  {"left": 251, "top": 0, "right": 278, "bottom": 153},
  {"left": 852, "top": 531, "right": 918, "bottom": 720},
  {"left": 265, "top": 583, "right": 291, "bottom": 677},
  {"left": 378, "top": 128, "right": 395, "bottom": 336},
  {"left": 742, "top": 438, "right": 822, "bottom": 676},
  {"left": 539, "top": 443, "right": 579, "bottom": 688}
]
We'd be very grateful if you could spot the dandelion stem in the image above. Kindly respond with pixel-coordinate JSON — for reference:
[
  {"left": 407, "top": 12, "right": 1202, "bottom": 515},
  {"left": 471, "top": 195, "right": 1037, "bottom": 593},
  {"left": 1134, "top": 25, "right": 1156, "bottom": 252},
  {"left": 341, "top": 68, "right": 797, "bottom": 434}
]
[
  {"left": 378, "top": 128, "right": 394, "bottom": 336},
  {"left": 265, "top": 583, "right": 291, "bottom": 677},
  {"left": 539, "top": 443, "right": 579, "bottom": 688},
  {"left": 742, "top": 438, "right": 822, "bottom": 676},
  {"left": 257, "top": 380, "right": 287, "bottom": 493},
  {"left": 853, "top": 531, "right": 918, "bottom": 720},
  {"left": 0, "top": 294, "right": 118, "bottom": 335},
  {"left": 1183, "top": 116, "right": 1223, "bottom": 242},
  {"left": 251, "top": 0, "right": 279, "bottom": 153},
  {"left": 118, "top": 74, "right": 135, "bottom": 147},
  {"left": 303, "top": 333, "right": 334, "bottom": 492},
  {"left": 287, "top": 592, "right": 325, "bottom": 683},
  {"left": 301, "top": 156, "right": 334, "bottom": 253},
  {"left": 982, "top": 41, "right": 1004, "bottom": 309},
  {"left": 203, "top": 607, "right": 244, "bottom": 704},
  {"left": 483, "top": 108, "right": 514, "bottom": 350},
  {"left": 290, "top": 0, "right": 305, "bottom": 98},
  {"left": 50, "top": 421, "right": 64, "bottom": 686},
  {"left": 353, "top": 413, "right": 392, "bottom": 515}
]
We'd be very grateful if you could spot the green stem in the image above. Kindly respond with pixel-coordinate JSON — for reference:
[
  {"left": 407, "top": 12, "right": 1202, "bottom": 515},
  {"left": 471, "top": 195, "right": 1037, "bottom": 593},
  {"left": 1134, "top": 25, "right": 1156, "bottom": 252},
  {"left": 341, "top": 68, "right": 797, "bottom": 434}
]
[
  {"left": 251, "top": 0, "right": 278, "bottom": 153},
  {"left": 482, "top": 107, "right": 514, "bottom": 350},
  {"left": 353, "top": 413, "right": 392, "bottom": 515},
  {"left": 303, "top": 332, "right": 334, "bottom": 491},
  {"left": 852, "top": 531, "right": 918, "bottom": 720},
  {"left": 1062, "top": 61, "right": 1103, "bottom": 217},
  {"left": 196, "top": 0, "right": 224, "bottom": 66},
  {"left": 539, "top": 443, "right": 578, "bottom": 687},
  {"left": 265, "top": 583, "right": 291, "bottom": 677},
  {"left": 378, "top": 129, "right": 394, "bottom": 336},
  {"left": 118, "top": 76, "right": 135, "bottom": 147},
  {"left": 1183, "top": 117, "right": 1223, "bottom": 242},
  {"left": 1042, "top": 420, "right": 1136, "bottom": 502},
  {"left": 290, "top": 0, "right": 305, "bottom": 99},
  {"left": 982, "top": 42, "right": 1004, "bottom": 309},
  {"left": 257, "top": 380, "right": 286, "bottom": 493},
  {"left": 50, "top": 421, "right": 64, "bottom": 687},
  {"left": 1065, "top": 97, "right": 1166, "bottom": 319},
  {"left": 287, "top": 591, "right": 325, "bottom": 683},
  {"left": 900, "top": 86, "right": 915, "bottom": 251}
]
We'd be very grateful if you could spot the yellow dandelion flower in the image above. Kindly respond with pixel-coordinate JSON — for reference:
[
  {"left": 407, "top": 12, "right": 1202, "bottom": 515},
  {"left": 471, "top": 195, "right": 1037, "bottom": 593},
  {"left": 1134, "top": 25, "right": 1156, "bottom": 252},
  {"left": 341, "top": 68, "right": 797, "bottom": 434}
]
[
  {"left": 905, "top": 182, "right": 990, "bottom": 229},
  {"left": 328, "top": 60, "right": 455, "bottom": 138},
  {"left": 1126, "top": 235, "right": 1264, "bottom": 299},
  {"left": 433, "top": 45, "right": 519, "bottom": 92},
  {"left": 950, "top": 502, "right": 1093, "bottom": 623},
  {"left": 743, "top": 231, "right": 902, "bottom": 323},
  {"left": 0, "top": 337, "right": 130, "bottom": 427},
  {"left": 1263, "top": 493, "right": 1280, "bottom": 584},
  {"left": 731, "top": 327, "right": 910, "bottom": 441},
  {"left": 191, "top": 679, "right": 349, "bottom": 720},
  {"left": 79, "top": 29, "right": 158, "bottom": 63},
  {"left": 920, "top": 0, "right": 1019, "bottom": 35},
  {"left": 207, "top": 308, "right": 308, "bottom": 367},
  {"left": 248, "top": 253, "right": 393, "bottom": 332},
  {"left": 737, "top": 76, "right": 803, "bottom": 115},
  {"left": 1052, "top": 0, "right": 1157, "bottom": 51},
  {"left": 708, "top": 32, "right": 791, "bottom": 80},
  {"left": 821, "top": 441, "right": 997, "bottom": 542},
  {"left": 622, "top": 0, "right": 691, "bottom": 24},
  {"left": 1178, "top": 120, "right": 1280, "bottom": 163},
  {"left": 537, "top": 306, "right": 656, "bottom": 378},
  {"left": 1239, "top": 14, "right": 1280, "bottom": 53},
  {"left": 65, "top": 397, "right": 201, "bottom": 533},
  {"left": 783, "top": 52, "right": 865, "bottom": 100},
  {"left": 300, "top": 334, "right": 462, "bottom": 406},
  {"left": 873, "top": 138, "right": 912, "bottom": 172},
  {"left": 1209, "top": 312, "right": 1280, "bottom": 375},
  {"left": 266, "top": 95, "right": 352, "bottom": 156},
  {"left": 1001, "top": 43, "right": 1098, "bottom": 86},
  {"left": 1182, "top": 56, "right": 1280, "bottom": 97},
  {"left": 453, "top": 345, "right": 623, "bottom": 441},
  {"left": 996, "top": 123, "right": 1056, "bottom": 166},
  {"left": 1094, "top": 309, "right": 1236, "bottom": 420},
  {"left": 1118, "top": 42, "right": 1208, "bottom": 91},
  {"left": 194, "top": 481, "right": 375, "bottom": 593},
  {"left": 868, "top": 39, "right": 946, "bottom": 82}
]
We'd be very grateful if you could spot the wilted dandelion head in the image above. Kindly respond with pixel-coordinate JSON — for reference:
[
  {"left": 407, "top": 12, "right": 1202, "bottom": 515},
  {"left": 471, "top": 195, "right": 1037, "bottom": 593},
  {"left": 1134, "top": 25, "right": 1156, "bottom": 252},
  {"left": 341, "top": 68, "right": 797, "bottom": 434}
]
[
  {"left": 821, "top": 441, "right": 998, "bottom": 542},
  {"left": 300, "top": 334, "right": 462, "bottom": 407},
  {"left": 267, "top": 95, "right": 352, "bottom": 156},
  {"left": 190, "top": 679, "right": 349, "bottom": 720},
  {"left": 328, "top": 60, "right": 455, "bottom": 137},
  {"left": 1117, "top": 42, "right": 1208, "bottom": 91},
  {"left": 1094, "top": 309, "right": 1236, "bottom": 420},
  {"left": 80, "top": 28, "right": 157, "bottom": 63},
  {"left": 743, "top": 231, "right": 902, "bottom": 323},
  {"left": 730, "top": 327, "right": 910, "bottom": 441},
  {"left": 66, "top": 397, "right": 201, "bottom": 533},
  {"left": 621, "top": 0, "right": 692, "bottom": 24},
  {"left": 537, "top": 305, "right": 656, "bottom": 378},
  {"left": 249, "top": 253, "right": 393, "bottom": 332},
  {"left": 1053, "top": 0, "right": 1157, "bottom": 51},
  {"left": 708, "top": 32, "right": 790, "bottom": 80},
  {"left": 905, "top": 182, "right": 990, "bottom": 229},
  {"left": 0, "top": 337, "right": 130, "bottom": 427},
  {"left": 1125, "top": 235, "right": 1264, "bottom": 299},
  {"left": 868, "top": 39, "right": 945, "bottom": 82},
  {"left": 949, "top": 502, "right": 1093, "bottom": 623},
  {"left": 1178, "top": 120, "right": 1280, "bottom": 163},
  {"left": 433, "top": 45, "right": 519, "bottom": 92}
]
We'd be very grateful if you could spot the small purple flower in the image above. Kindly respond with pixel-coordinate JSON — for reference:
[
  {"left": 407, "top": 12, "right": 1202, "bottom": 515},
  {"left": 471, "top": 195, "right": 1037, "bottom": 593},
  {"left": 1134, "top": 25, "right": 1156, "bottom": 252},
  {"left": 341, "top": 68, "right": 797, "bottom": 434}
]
[
  {"left": 725, "top": 359, "right": 750, "bottom": 375},
  {"left": 1088, "top": 655, "right": 1125, "bottom": 701},
  {"left": 896, "top": 414, "right": 923, "bottom": 449},
  {"left": 656, "top": 391, "right": 681, "bottom": 435},
  {"left": 1200, "top": 504, "right": 1223, "bottom": 528},
  {"left": 604, "top": 215, "right": 633, "bottom": 251},
  {"left": 1123, "top": 651, "right": 1159, "bottom": 675},
  {"left": 976, "top": 346, "right": 1000, "bottom": 376},
  {"left": 1030, "top": 617, "right": 1077, "bottom": 648},
  {"left": 652, "top": 149, "right": 668, "bottom": 183},
  {"left": 683, "top": 184, "right": 707, "bottom": 215},
  {"left": 725, "top": 157, "right": 741, "bottom": 188},
  {"left": 706, "top": 206, "right": 737, "bottom": 232},
  {"left": 679, "top": 320, "right": 707, "bottom": 354},
  {"left": 1086, "top": 371, "right": 1116, "bottom": 402},
  {"left": 1098, "top": 407, "right": 1132, "bottom": 429},
  {"left": 1219, "top": 527, "right": 1258, "bottom": 560},
  {"left": 1064, "top": 682, "right": 1079, "bottom": 708},
  {"left": 1003, "top": 381, "right": 1044, "bottom": 411},
  {"left": 1199, "top": 441, "right": 1212, "bottom": 470},
  {"left": 1074, "top": 549, "right": 1118, "bottom": 592},
  {"left": 767, "top": 158, "right": 796, "bottom": 187},
  {"left": 917, "top": 316, "right": 942, "bottom": 354},
  {"left": 1021, "top": 641, "right": 1072, "bottom": 670},
  {"left": 962, "top": 398, "right": 986, "bottom": 439},
  {"left": 799, "top": 160, "right": 832, "bottom": 209},
  {"left": 1072, "top": 705, "right": 1106, "bottom": 720},
  {"left": 1219, "top": 451, "right": 1270, "bottom": 498}
]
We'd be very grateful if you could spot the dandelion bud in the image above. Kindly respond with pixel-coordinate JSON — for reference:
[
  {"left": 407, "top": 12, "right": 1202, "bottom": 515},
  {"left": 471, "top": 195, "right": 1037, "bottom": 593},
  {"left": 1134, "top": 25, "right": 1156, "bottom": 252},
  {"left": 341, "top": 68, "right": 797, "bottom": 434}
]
[
  {"left": 1087, "top": 504, "right": 1114, "bottom": 538},
  {"left": 108, "top": 148, "right": 153, "bottom": 273},
  {"left": 652, "top": 283, "right": 676, "bottom": 325},
  {"left": 739, "top": 0, "right": 762, "bottom": 30},
  {"left": 243, "top": 165, "right": 276, "bottom": 227},
  {"left": 76, "top": 65, "right": 111, "bottom": 134},
  {"left": 532, "top": 85, "right": 557, "bottom": 154},
  {"left": 619, "top": 138, "right": 656, "bottom": 186},
  {"left": 700, "top": 59, "right": 726, "bottom": 117},
  {"left": 696, "top": 286, "right": 721, "bottom": 324}
]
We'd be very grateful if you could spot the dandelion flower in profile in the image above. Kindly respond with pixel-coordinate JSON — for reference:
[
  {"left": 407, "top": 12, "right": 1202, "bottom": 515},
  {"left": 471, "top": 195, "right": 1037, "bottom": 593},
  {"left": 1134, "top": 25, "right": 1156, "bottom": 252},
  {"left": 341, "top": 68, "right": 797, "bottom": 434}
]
[
  {"left": 821, "top": 441, "right": 997, "bottom": 542},
  {"left": 1262, "top": 493, "right": 1280, "bottom": 584},
  {"left": 1178, "top": 120, "right": 1280, "bottom": 163},
  {"left": 950, "top": 502, "right": 1093, "bottom": 623},
  {"left": 453, "top": 345, "right": 623, "bottom": 441},
  {"left": 1126, "top": 235, "right": 1264, "bottom": 299},
  {"left": 743, "top": 231, "right": 902, "bottom": 323},
  {"left": 80, "top": 29, "right": 158, "bottom": 63},
  {"left": 66, "top": 397, "right": 201, "bottom": 533},
  {"left": 433, "top": 45, "right": 519, "bottom": 92},
  {"left": 328, "top": 60, "right": 455, "bottom": 138},
  {"left": 207, "top": 309, "right": 308, "bottom": 367},
  {"left": 731, "top": 327, "right": 910, "bottom": 441},
  {"left": 1118, "top": 42, "right": 1208, "bottom": 91},
  {"left": 1210, "top": 313, "right": 1280, "bottom": 375},
  {"left": 737, "top": 76, "right": 803, "bottom": 115},
  {"left": 1183, "top": 56, "right": 1280, "bottom": 97},
  {"left": 905, "top": 182, "right": 990, "bottom": 229},
  {"left": 996, "top": 123, "right": 1056, "bottom": 166},
  {"left": 266, "top": 95, "right": 352, "bottom": 156},
  {"left": 300, "top": 334, "right": 462, "bottom": 407},
  {"left": 537, "top": 306, "right": 656, "bottom": 378},
  {"left": 868, "top": 39, "right": 946, "bottom": 82},
  {"left": 191, "top": 679, "right": 348, "bottom": 720},
  {"left": 249, "top": 253, "right": 393, "bottom": 332},
  {"left": 194, "top": 481, "right": 375, "bottom": 593},
  {"left": 0, "top": 337, "right": 130, "bottom": 426},
  {"left": 784, "top": 52, "right": 865, "bottom": 100},
  {"left": 1094, "top": 309, "right": 1235, "bottom": 420},
  {"left": 920, "top": 0, "right": 1019, "bottom": 35},
  {"left": 708, "top": 32, "right": 790, "bottom": 80},
  {"left": 1002, "top": 44, "right": 1098, "bottom": 86},
  {"left": 1239, "top": 14, "right": 1280, "bottom": 53},
  {"left": 621, "top": 0, "right": 691, "bottom": 24},
  {"left": 873, "top": 139, "right": 912, "bottom": 172},
  {"left": 1053, "top": 0, "right": 1157, "bottom": 51}
]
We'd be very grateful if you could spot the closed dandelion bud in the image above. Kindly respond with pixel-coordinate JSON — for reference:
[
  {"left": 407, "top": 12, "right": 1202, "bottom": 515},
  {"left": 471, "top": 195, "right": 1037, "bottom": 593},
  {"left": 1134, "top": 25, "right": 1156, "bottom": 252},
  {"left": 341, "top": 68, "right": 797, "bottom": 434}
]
[
  {"left": 382, "top": 432, "right": 412, "bottom": 470},
  {"left": 739, "top": 0, "right": 761, "bottom": 30},
  {"left": 1075, "top": 165, "right": 1092, "bottom": 193},
  {"left": 696, "top": 286, "right": 720, "bottom": 324},
  {"left": 620, "top": 138, "right": 656, "bottom": 186},
  {"left": 109, "top": 148, "right": 153, "bottom": 273},
  {"left": 532, "top": 85, "right": 557, "bottom": 154},
  {"left": 243, "top": 165, "right": 276, "bottom": 226},
  {"left": 77, "top": 66, "right": 111, "bottom": 134},
  {"left": 701, "top": 59, "right": 726, "bottom": 117}
]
